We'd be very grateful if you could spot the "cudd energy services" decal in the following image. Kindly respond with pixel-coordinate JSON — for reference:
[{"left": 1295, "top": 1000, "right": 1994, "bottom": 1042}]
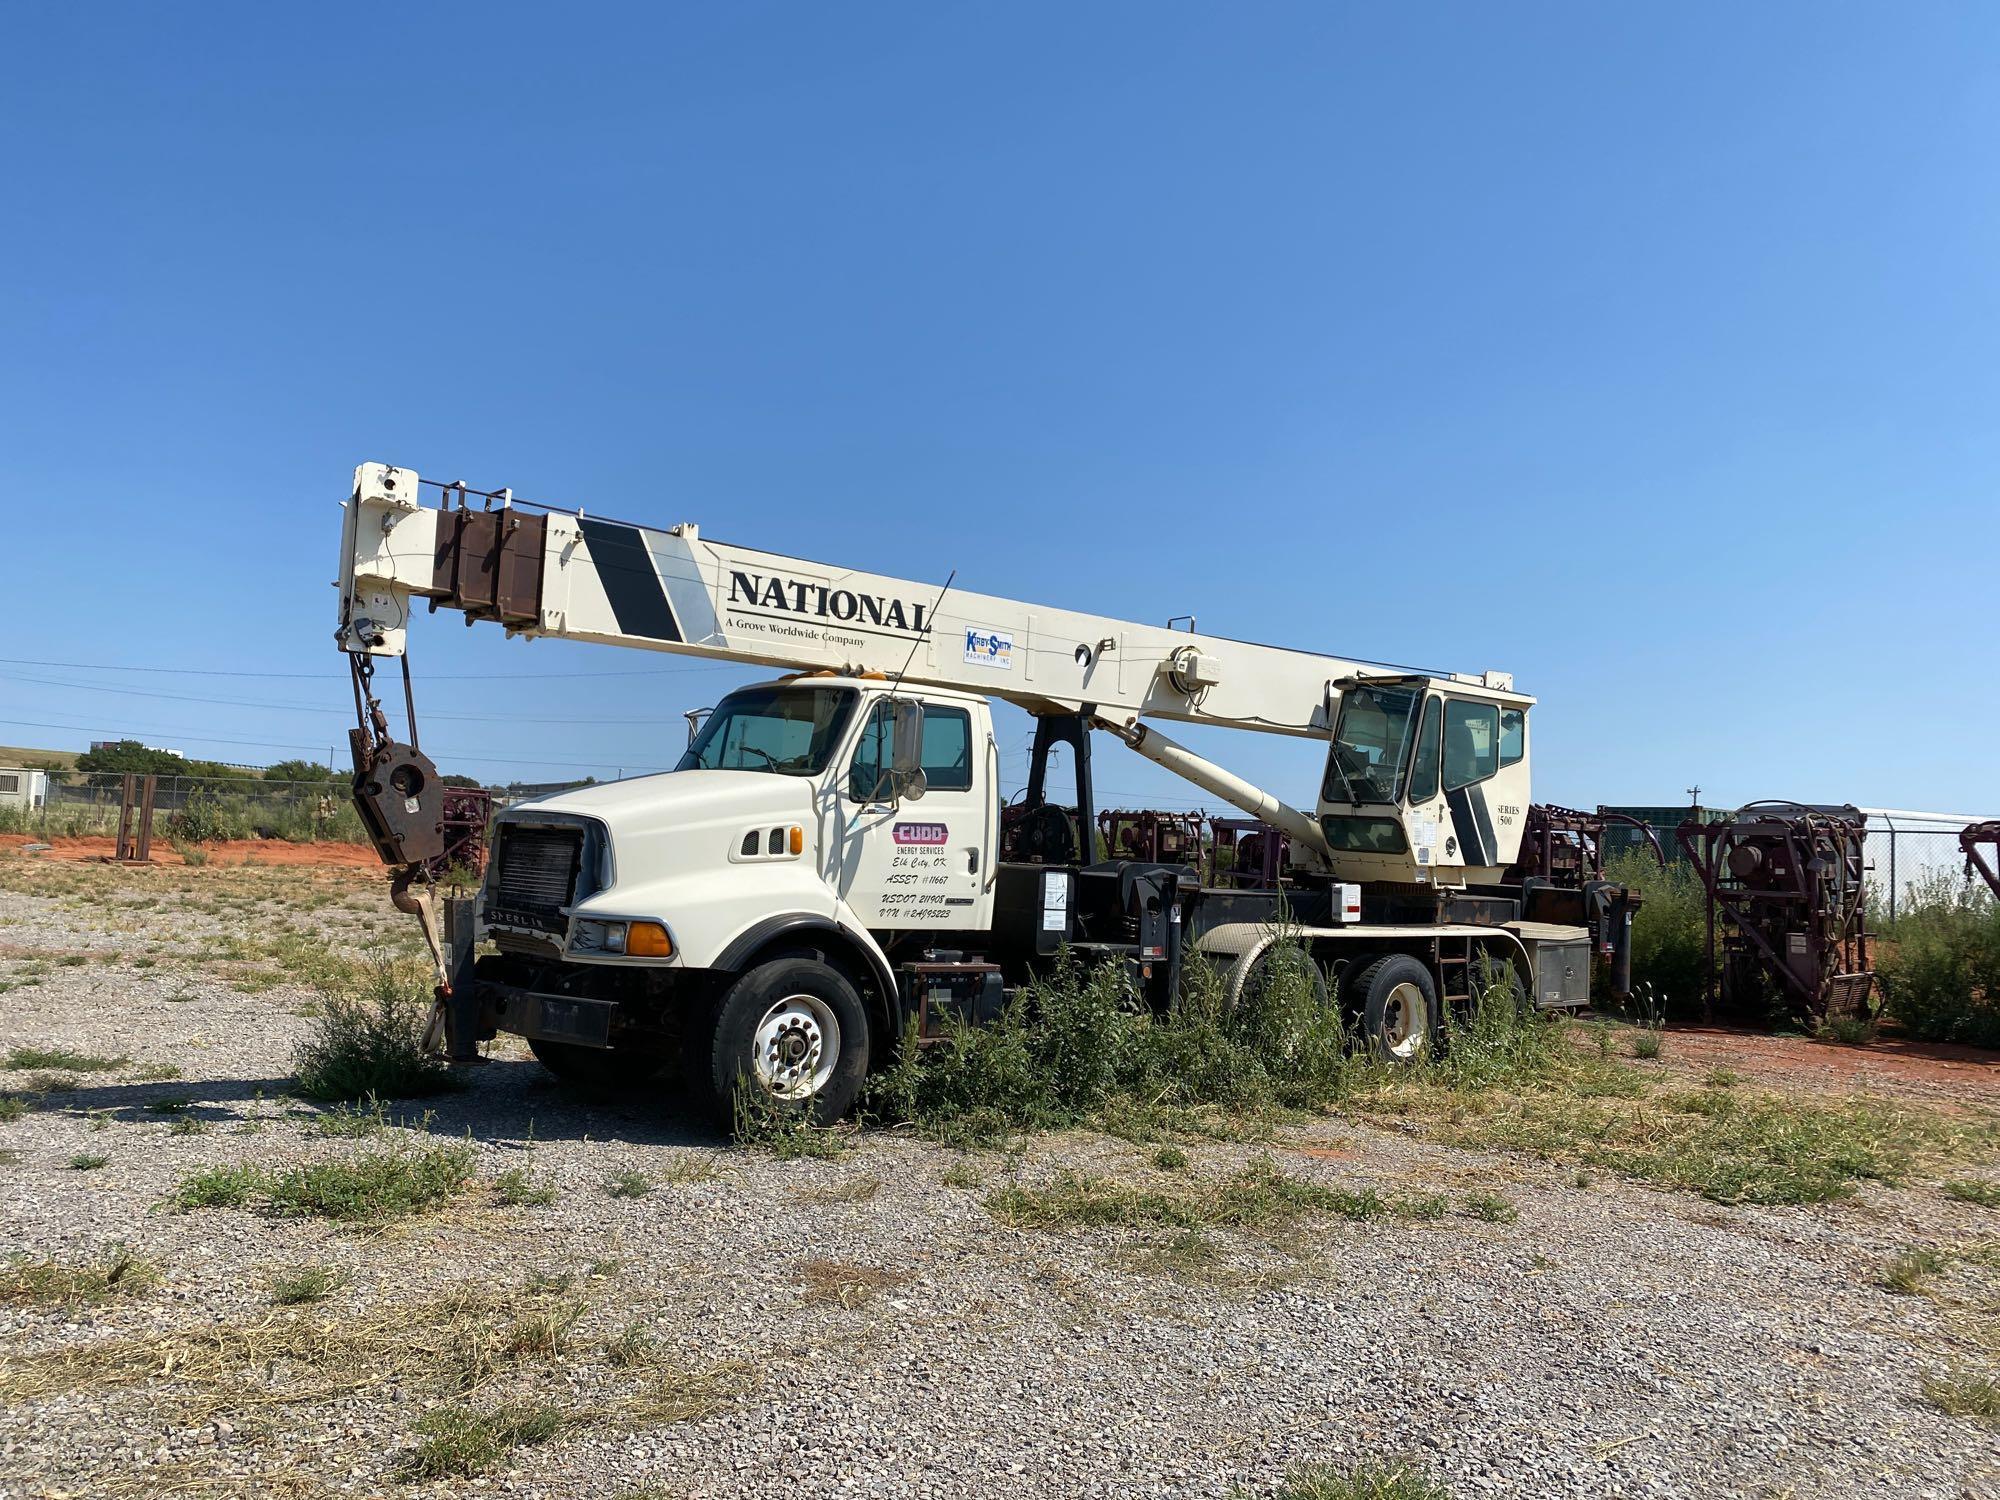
[{"left": 892, "top": 822, "right": 948, "bottom": 846}]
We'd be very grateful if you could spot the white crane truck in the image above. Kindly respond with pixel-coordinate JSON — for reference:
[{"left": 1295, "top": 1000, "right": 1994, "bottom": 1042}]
[{"left": 337, "top": 462, "right": 1637, "bottom": 1122}]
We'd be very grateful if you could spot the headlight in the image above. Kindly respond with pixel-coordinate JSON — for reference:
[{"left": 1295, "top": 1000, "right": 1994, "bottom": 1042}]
[
  {"left": 569, "top": 919, "right": 673, "bottom": 958},
  {"left": 570, "top": 919, "right": 627, "bottom": 955}
]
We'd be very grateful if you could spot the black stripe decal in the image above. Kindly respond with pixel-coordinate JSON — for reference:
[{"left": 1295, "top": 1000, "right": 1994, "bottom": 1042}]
[
  {"left": 578, "top": 518, "right": 682, "bottom": 643},
  {"left": 1446, "top": 785, "right": 1497, "bottom": 867},
  {"left": 1469, "top": 785, "right": 1497, "bottom": 865}
]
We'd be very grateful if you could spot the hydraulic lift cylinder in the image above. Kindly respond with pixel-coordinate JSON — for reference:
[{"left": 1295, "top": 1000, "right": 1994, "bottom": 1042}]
[{"left": 1101, "top": 721, "right": 1336, "bottom": 864}]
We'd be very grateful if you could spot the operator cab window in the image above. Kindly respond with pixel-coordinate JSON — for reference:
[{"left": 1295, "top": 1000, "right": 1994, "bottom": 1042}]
[
  {"left": 1442, "top": 700, "right": 1499, "bottom": 791},
  {"left": 1323, "top": 684, "right": 1421, "bottom": 804},
  {"left": 1406, "top": 696, "right": 1442, "bottom": 804},
  {"left": 1499, "top": 708, "right": 1525, "bottom": 767},
  {"left": 848, "top": 703, "right": 974, "bottom": 802}
]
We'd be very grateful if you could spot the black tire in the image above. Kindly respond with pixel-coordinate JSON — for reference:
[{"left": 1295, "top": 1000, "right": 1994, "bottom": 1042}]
[
  {"left": 527, "top": 1037, "right": 665, "bottom": 1088},
  {"left": 704, "top": 955, "right": 870, "bottom": 1126},
  {"left": 1352, "top": 953, "right": 1439, "bottom": 1063}
]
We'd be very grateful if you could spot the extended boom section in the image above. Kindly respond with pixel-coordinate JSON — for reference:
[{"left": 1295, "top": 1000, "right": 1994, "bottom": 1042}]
[{"left": 337, "top": 462, "right": 1461, "bottom": 737}]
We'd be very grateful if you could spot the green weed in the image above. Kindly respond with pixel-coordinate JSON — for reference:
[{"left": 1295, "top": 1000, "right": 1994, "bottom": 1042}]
[
  {"left": 4, "top": 1046, "right": 126, "bottom": 1072},
  {"left": 291, "top": 956, "right": 455, "bottom": 1102},
  {"left": 603, "top": 1169, "right": 653, "bottom": 1199},
  {"left": 1257, "top": 1459, "right": 1451, "bottom": 1500},
  {"left": 1460, "top": 1191, "right": 1518, "bottom": 1223},
  {"left": 267, "top": 1264, "right": 350, "bottom": 1305},
  {"left": 400, "top": 1401, "right": 569, "bottom": 1479}
]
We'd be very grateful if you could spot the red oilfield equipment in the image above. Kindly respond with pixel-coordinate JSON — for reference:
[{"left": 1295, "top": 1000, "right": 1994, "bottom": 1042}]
[
  {"left": 1962, "top": 820, "right": 2000, "bottom": 901},
  {"left": 1677, "top": 802, "right": 1874, "bottom": 1025}
]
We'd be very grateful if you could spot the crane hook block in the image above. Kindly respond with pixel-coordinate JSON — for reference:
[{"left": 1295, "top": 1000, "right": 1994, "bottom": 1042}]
[{"left": 349, "top": 732, "right": 448, "bottom": 867}]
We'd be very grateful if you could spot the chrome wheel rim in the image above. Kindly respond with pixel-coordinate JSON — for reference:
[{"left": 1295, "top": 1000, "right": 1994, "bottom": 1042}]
[
  {"left": 752, "top": 994, "right": 840, "bottom": 1099},
  {"left": 1382, "top": 981, "right": 1428, "bottom": 1060}
]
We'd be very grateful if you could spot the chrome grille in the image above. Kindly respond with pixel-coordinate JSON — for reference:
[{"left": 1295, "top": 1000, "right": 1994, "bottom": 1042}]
[{"left": 491, "top": 825, "right": 581, "bottom": 926}]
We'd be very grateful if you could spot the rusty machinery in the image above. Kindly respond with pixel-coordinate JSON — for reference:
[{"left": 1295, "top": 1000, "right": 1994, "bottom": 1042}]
[
  {"left": 1963, "top": 820, "right": 2000, "bottom": 901},
  {"left": 1677, "top": 801, "right": 1874, "bottom": 1025},
  {"left": 1207, "top": 816, "right": 1290, "bottom": 889},
  {"left": 425, "top": 785, "right": 495, "bottom": 884},
  {"left": 1098, "top": 808, "right": 1206, "bottom": 867},
  {"left": 1504, "top": 804, "right": 1664, "bottom": 889},
  {"left": 1495, "top": 805, "right": 1650, "bottom": 999}
]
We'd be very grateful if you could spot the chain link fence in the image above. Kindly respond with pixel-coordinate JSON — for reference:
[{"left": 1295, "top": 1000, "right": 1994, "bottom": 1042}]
[
  {"left": 0, "top": 772, "right": 370, "bottom": 845},
  {"left": 1860, "top": 813, "right": 1992, "bottom": 924}
]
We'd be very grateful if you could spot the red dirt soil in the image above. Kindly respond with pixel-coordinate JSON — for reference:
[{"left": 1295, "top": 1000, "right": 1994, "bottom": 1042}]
[
  {"left": 0, "top": 834, "right": 384, "bottom": 869},
  {"left": 1661, "top": 1025, "right": 1999, "bottom": 1105}
]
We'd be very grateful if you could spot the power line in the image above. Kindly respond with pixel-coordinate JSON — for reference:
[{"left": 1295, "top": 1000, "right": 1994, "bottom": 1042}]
[
  {"left": 0, "top": 716, "right": 668, "bottom": 775},
  {"left": 0, "top": 672, "right": 714, "bottom": 727},
  {"left": 0, "top": 654, "right": 743, "bottom": 681}
]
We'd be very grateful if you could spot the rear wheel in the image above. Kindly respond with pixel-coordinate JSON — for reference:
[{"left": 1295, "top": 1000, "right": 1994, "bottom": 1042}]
[
  {"left": 527, "top": 1037, "right": 665, "bottom": 1088},
  {"left": 1352, "top": 954, "right": 1438, "bottom": 1063},
  {"left": 705, "top": 955, "right": 870, "bottom": 1126}
]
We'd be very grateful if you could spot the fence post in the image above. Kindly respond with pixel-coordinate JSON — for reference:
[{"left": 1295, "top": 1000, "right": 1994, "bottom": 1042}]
[{"left": 115, "top": 774, "right": 157, "bottom": 863}]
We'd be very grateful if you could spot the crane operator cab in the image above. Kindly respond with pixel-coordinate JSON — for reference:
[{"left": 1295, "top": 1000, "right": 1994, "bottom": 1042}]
[{"left": 1316, "top": 673, "right": 1533, "bottom": 888}]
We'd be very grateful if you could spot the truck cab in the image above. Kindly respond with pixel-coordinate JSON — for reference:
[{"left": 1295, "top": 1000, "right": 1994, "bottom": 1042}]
[{"left": 473, "top": 677, "right": 1002, "bottom": 1119}]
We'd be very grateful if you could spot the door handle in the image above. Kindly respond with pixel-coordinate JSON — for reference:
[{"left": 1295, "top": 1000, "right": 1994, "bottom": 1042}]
[{"left": 968, "top": 849, "right": 979, "bottom": 874}]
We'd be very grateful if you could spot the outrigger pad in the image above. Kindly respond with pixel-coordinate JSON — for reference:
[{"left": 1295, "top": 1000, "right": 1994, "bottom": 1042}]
[{"left": 349, "top": 731, "right": 448, "bottom": 867}]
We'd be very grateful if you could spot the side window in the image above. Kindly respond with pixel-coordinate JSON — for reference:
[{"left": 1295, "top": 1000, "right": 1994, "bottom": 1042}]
[
  {"left": 920, "top": 708, "right": 973, "bottom": 791},
  {"left": 848, "top": 704, "right": 893, "bottom": 802},
  {"left": 1442, "top": 699, "right": 1499, "bottom": 791},
  {"left": 1499, "top": 708, "right": 1524, "bottom": 767},
  {"left": 847, "top": 703, "right": 975, "bottom": 800},
  {"left": 1406, "top": 696, "right": 1442, "bottom": 804}
]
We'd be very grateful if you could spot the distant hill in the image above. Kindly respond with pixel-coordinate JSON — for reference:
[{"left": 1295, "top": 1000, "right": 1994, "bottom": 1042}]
[{"left": 0, "top": 745, "right": 80, "bottom": 771}]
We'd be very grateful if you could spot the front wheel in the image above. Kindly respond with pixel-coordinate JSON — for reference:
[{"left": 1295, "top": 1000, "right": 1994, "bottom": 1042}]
[
  {"left": 1352, "top": 954, "right": 1438, "bottom": 1064},
  {"left": 705, "top": 956, "right": 870, "bottom": 1126}
]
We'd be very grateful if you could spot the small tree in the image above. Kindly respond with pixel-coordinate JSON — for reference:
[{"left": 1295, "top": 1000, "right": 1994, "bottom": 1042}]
[
  {"left": 265, "top": 759, "right": 336, "bottom": 784},
  {"left": 75, "top": 741, "right": 190, "bottom": 779}
]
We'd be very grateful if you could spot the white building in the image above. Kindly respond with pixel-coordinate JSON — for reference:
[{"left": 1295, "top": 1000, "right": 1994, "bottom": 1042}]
[{"left": 0, "top": 769, "right": 49, "bottom": 811}]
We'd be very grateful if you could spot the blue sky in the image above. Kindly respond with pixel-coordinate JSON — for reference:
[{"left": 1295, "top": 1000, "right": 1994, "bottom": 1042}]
[{"left": 2, "top": 3, "right": 1996, "bottom": 814}]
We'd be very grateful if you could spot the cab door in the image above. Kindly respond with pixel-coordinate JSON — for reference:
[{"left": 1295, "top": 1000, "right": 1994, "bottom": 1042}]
[{"left": 831, "top": 697, "right": 995, "bottom": 934}]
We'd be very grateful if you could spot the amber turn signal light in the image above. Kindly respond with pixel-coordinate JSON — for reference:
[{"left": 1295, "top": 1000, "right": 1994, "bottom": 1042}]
[
  {"left": 626, "top": 921, "right": 673, "bottom": 958},
  {"left": 789, "top": 825, "right": 804, "bottom": 856}
]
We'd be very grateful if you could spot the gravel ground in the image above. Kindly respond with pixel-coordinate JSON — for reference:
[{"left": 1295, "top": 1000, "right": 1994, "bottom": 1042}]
[{"left": 1, "top": 857, "right": 1998, "bottom": 1500}]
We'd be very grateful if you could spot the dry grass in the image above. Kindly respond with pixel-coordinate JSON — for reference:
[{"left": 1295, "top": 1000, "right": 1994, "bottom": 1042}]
[
  {"left": 798, "top": 1257, "right": 905, "bottom": 1309},
  {"left": 0, "top": 1270, "right": 745, "bottom": 1449},
  {"left": 0, "top": 1244, "right": 159, "bottom": 1307},
  {"left": 987, "top": 1156, "right": 1446, "bottom": 1233},
  {"left": 798, "top": 1174, "right": 882, "bottom": 1204}
]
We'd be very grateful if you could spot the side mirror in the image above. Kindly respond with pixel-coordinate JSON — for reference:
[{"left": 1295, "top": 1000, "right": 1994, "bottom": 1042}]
[{"left": 890, "top": 698, "right": 926, "bottom": 801}]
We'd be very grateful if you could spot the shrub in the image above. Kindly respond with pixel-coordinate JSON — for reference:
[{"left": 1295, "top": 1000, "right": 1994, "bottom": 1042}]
[
  {"left": 1605, "top": 850, "right": 1708, "bottom": 1015},
  {"left": 1879, "top": 882, "right": 2000, "bottom": 1048},
  {"left": 292, "top": 957, "right": 454, "bottom": 1101},
  {"left": 164, "top": 786, "right": 236, "bottom": 844}
]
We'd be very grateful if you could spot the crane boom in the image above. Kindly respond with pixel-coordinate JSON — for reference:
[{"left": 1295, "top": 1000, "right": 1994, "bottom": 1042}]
[{"left": 337, "top": 463, "right": 1520, "bottom": 743}]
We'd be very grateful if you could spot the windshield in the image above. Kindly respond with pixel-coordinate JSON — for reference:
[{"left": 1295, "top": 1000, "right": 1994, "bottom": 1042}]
[
  {"left": 677, "top": 686, "right": 857, "bottom": 777},
  {"left": 1322, "top": 684, "right": 1422, "bottom": 804}
]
